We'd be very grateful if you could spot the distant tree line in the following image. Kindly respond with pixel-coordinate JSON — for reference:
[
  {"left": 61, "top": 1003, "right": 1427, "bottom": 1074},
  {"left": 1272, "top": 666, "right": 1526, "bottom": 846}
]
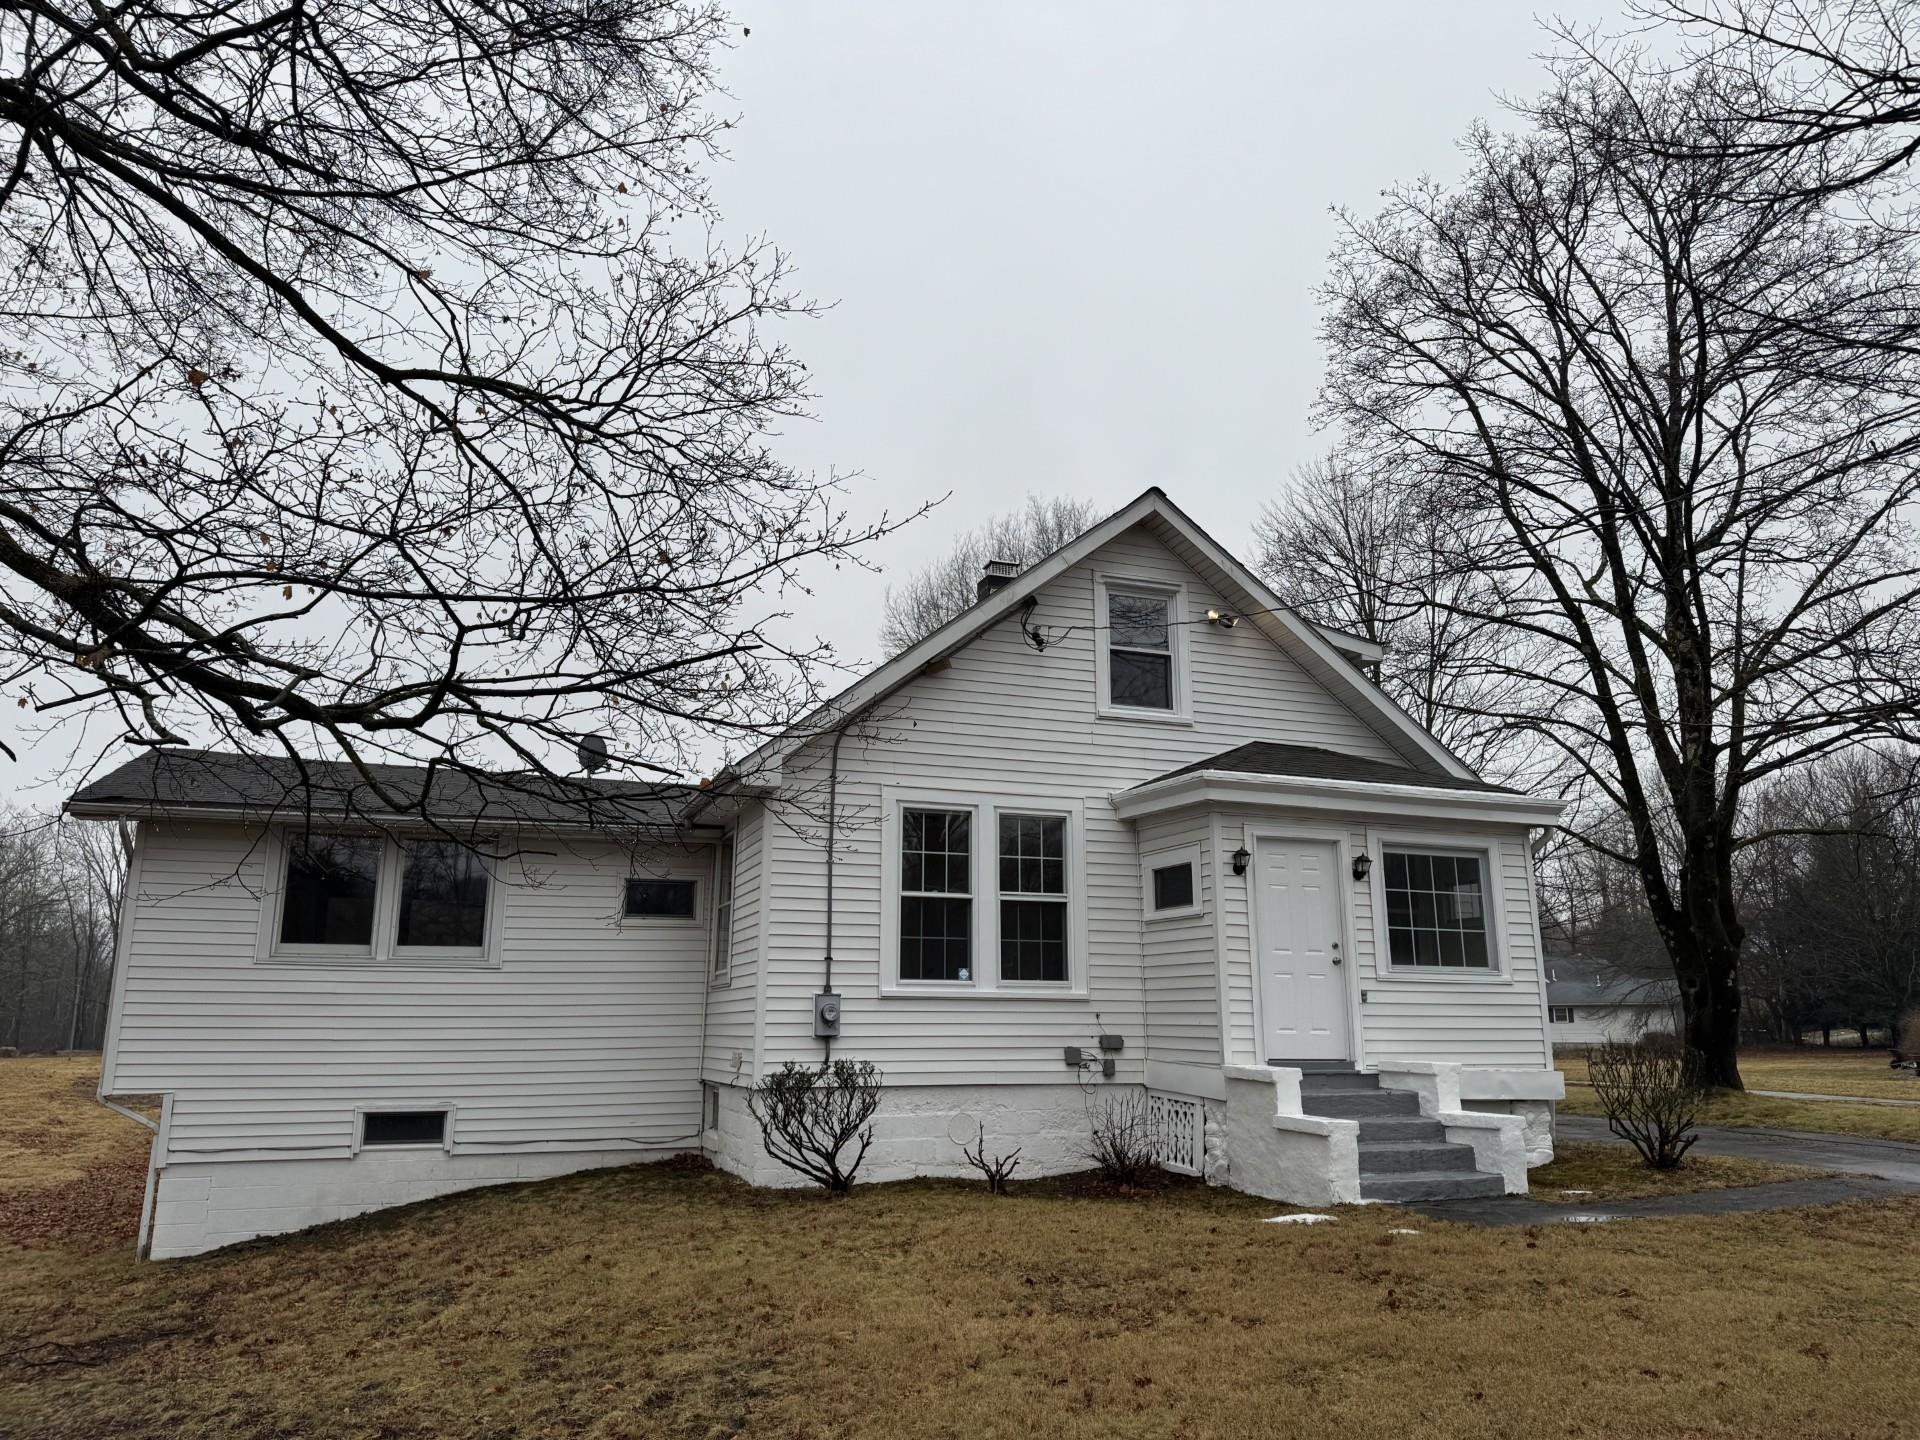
[{"left": 0, "top": 813, "right": 127, "bottom": 1055}]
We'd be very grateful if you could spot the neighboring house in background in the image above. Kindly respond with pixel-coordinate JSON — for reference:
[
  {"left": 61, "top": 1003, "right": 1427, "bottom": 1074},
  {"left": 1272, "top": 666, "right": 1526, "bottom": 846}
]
[
  {"left": 71, "top": 489, "right": 1567, "bottom": 1260},
  {"left": 1545, "top": 953, "right": 1680, "bottom": 1047}
]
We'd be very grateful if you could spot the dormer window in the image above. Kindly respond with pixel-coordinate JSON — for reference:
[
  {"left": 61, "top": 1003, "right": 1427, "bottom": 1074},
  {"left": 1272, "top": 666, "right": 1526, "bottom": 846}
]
[{"left": 1093, "top": 574, "right": 1191, "bottom": 723}]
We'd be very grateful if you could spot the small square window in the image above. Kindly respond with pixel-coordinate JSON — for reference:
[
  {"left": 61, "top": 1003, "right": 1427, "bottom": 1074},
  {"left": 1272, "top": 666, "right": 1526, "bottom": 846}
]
[
  {"left": 625, "top": 877, "right": 697, "bottom": 918},
  {"left": 361, "top": 1110, "right": 448, "bottom": 1147},
  {"left": 1151, "top": 861, "right": 1195, "bottom": 912},
  {"left": 1549, "top": 1005, "right": 1574, "bottom": 1024},
  {"left": 280, "top": 833, "right": 381, "bottom": 947}
]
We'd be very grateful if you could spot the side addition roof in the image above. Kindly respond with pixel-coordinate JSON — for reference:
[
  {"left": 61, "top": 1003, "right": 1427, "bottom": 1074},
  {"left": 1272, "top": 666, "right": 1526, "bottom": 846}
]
[
  {"left": 1145, "top": 742, "right": 1523, "bottom": 796},
  {"left": 64, "top": 748, "right": 704, "bottom": 832}
]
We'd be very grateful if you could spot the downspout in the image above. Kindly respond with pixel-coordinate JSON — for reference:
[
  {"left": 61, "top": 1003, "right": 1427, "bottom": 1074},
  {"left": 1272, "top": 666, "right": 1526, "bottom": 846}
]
[{"left": 822, "top": 722, "right": 852, "bottom": 1059}]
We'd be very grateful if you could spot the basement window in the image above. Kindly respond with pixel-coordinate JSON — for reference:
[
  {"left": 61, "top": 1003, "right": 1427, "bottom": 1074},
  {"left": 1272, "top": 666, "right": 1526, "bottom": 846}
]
[{"left": 361, "top": 1110, "right": 448, "bottom": 1148}]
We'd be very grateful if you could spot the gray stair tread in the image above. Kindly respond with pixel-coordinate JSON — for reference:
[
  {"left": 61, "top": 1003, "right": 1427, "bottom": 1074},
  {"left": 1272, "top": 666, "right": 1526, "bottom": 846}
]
[
  {"left": 1352, "top": 1118, "right": 1448, "bottom": 1139},
  {"left": 1360, "top": 1171, "right": 1507, "bottom": 1201}
]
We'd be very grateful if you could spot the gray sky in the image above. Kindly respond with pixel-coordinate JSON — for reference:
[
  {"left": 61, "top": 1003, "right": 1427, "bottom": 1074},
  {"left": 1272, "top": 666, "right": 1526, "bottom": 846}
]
[
  {"left": 2, "top": 1, "right": 1625, "bottom": 804},
  {"left": 719, "top": 1, "right": 1621, "bottom": 663}
]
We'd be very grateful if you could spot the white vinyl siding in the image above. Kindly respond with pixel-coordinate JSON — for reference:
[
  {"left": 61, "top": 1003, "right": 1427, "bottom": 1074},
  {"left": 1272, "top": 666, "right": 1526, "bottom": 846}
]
[
  {"left": 701, "top": 806, "right": 764, "bottom": 1085},
  {"left": 1135, "top": 813, "right": 1220, "bottom": 1071},
  {"left": 110, "top": 818, "right": 713, "bottom": 1158},
  {"left": 1216, "top": 811, "right": 1549, "bottom": 1069},
  {"left": 754, "top": 523, "right": 1422, "bottom": 1085}
]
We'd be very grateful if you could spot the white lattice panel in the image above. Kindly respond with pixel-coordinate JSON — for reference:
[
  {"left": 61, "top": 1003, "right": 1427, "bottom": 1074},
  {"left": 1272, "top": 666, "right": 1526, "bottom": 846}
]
[{"left": 1147, "top": 1091, "right": 1203, "bottom": 1176}]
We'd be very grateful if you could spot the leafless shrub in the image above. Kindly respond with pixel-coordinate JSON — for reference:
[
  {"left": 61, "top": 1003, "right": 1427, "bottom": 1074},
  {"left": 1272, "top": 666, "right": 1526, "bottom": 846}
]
[
  {"left": 1587, "top": 1038, "right": 1701, "bottom": 1170},
  {"left": 748, "top": 1059, "right": 883, "bottom": 1192},
  {"left": 1082, "top": 1092, "right": 1161, "bottom": 1185},
  {"left": 959, "top": 1122, "right": 1022, "bottom": 1195}
]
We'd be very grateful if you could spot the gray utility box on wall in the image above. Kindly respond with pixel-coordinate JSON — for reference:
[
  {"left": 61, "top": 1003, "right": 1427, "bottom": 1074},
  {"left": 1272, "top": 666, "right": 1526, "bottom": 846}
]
[{"left": 813, "top": 991, "right": 842, "bottom": 1039}]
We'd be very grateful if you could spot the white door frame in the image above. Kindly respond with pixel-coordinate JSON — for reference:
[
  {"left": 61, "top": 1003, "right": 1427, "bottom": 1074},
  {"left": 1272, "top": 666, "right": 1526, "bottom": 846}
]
[{"left": 1244, "top": 823, "right": 1364, "bottom": 1068}]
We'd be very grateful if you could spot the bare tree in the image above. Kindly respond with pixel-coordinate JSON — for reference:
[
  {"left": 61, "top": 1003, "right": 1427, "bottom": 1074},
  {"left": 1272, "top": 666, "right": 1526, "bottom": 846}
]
[
  {"left": 1643, "top": 1, "right": 1920, "bottom": 195},
  {"left": 1256, "top": 458, "right": 1540, "bottom": 781},
  {"left": 0, "top": 808, "right": 123, "bottom": 1053},
  {"left": 878, "top": 495, "right": 1098, "bottom": 656},
  {"left": 0, "top": 2, "right": 925, "bottom": 816},
  {"left": 1319, "top": 61, "right": 1920, "bottom": 1088}
]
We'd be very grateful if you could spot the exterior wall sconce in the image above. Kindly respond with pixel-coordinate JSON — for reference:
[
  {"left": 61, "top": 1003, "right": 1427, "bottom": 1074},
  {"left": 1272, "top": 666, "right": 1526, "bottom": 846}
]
[
  {"left": 1231, "top": 845, "right": 1251, "bottom": 877},
  {"left": 1352, "top": 852, "right": 1373, "bottom": 882},
  {"left": 1207, "top": 608, "right": 1239, "bottom": 629}
]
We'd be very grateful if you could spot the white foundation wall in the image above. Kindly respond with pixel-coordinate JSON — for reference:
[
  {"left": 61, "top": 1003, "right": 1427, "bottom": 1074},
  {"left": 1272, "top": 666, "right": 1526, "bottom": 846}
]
[
  {"left": 705, "top": 1080, "right": 1118, "bottom": 1188},
  {"left": 146, "top": 1146, "right": 686, "bottom": 1260}
]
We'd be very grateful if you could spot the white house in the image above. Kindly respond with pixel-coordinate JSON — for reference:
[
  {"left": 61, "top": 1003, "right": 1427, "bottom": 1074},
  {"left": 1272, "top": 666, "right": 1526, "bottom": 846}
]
[
  {"left": 1546, "top": 953, "right": 1680, "bottom": 1048},
  {"left": 72, "top": 489, "right": 1567, "bottom": 1259}
]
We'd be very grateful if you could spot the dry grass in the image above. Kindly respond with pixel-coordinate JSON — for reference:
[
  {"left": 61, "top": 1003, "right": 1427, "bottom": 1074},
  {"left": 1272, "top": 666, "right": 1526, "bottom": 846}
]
[
  {"left": 0, "top": 1056, "right": 149, "bottom": 1193},
  {"left": 1529, "top": 1142, "right": 1824, "bottom": 1202},
  {"left": 1557, "top": 1047, "right": 1920, "bottom": 1143},
  {"left": 5, "top": 1060, "right": 1920, "bottom": 1440},
  {"left": 1561, "top": 1045, "right": 1920, "bottom": 1103}
]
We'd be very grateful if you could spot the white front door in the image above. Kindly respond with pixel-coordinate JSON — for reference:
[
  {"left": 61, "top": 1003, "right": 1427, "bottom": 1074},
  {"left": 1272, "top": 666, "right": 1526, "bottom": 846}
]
[{"left": 1254, "top": 837, "right": 1351, "bottom": 1063}]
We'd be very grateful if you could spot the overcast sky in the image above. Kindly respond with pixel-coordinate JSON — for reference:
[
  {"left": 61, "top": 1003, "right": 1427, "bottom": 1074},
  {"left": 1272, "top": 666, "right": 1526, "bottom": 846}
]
[
  {"left": 718, "top": 1, "right": 1622, "bottom": 659},
  {"left": 2, "top": 1, "right": 1627, "bottom": 804}
]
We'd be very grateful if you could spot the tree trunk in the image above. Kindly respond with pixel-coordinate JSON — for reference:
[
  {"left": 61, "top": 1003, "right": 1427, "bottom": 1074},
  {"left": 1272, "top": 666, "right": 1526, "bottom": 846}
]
[{"left": 1669, "top": 930, "right": 1744, "bottom": 1089}]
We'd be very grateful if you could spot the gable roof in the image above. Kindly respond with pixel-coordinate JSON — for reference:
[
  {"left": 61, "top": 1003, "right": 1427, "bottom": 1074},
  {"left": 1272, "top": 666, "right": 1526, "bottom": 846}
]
[
  {"left": 1143, "top": 742, "right": 1520, "bottom": 795},
  {"left": 718, "top": 488, "right": 1477, "bottom": 789},
  {"left": 64, "top": 748, "right": 703, "bottom": 832}
]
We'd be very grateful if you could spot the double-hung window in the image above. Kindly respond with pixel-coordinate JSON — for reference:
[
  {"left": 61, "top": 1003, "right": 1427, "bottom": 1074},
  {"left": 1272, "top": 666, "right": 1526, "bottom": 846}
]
[
  {"left": 1381, "top": 848, "right": 1492, "bottom": 970},
  {"left": 998, "top": 814, "right": 1067, "bottom": 983},
  {"left": 889, "top": 795, "right": 1080, "bottom": 992},
  {"left": 269, "top": 830, "right": 496, "bottom": 964},
  {"left": 1108, "top": 591, "right": 1174, "bottom": 710},
  {"left": 899, "top": 808, "right": 973, "bottom": 982},
  {"left": 1094, "top": 576, "right": 1189, "bottom": 721}
]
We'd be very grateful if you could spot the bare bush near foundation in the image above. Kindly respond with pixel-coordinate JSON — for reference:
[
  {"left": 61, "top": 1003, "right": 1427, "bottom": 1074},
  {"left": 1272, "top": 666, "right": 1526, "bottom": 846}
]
[
  {"left": 1082, "top": 1092, "right": 1160, "bottom": 1185},
  {"left": 1588, "top": 1039, "right": 1701, "bottom": 1170},
  {"left": 748, "top": 1059, "right": 882, "bottom": 1192},
  {"left": 960, "top": 1122, "right": 1022, "bottom": 1195}
]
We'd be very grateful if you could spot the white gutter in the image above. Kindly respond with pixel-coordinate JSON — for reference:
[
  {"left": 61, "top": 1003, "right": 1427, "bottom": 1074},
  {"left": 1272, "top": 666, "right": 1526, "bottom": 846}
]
[
  {"left": 1112, "top": 769, "right": 1567, "bottom": 829},
  {"left": 62, "top": 800, "right": 727, "bottom": 838}
]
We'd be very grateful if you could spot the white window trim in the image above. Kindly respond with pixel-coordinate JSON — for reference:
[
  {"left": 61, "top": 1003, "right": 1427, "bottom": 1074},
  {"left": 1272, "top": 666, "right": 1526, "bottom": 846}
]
[
  {"left": 618, "top": 872, "right": 705, "bottom": 930},
  {"left": 710, "top": 835, "right": 736, "bottom": 989},
  {"left": 254, "top": 827, "right": 505, "bottom": 969},
  {"left": 1549, "top": 1005, "right": 1575, "bottom": 1024},
  {"left": 879, "top": 786, "right": 1088, "bottom": 998},
  {"left": 1365, "top": 827, "right": 1513, "bottom": 982},
  {"left": 350, "top": 1102, "right": 457, "bottom": 1156},
  {"left": 1092, "top": 572, "right": 1192, "bottom": 725},
  {"left": 1141, "top": 842, "right": 1204, "bottom": 921}
]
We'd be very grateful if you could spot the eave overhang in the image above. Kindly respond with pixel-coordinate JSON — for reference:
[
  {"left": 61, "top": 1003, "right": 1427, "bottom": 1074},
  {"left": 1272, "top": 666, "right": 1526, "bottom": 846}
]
[{"left": 1112, "top": 769, "right": 1567, "bottom": 829}]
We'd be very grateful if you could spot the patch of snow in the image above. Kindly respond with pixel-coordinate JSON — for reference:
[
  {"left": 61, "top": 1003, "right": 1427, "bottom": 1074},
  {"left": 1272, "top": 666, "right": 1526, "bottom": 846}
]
[
  {"left": 1559, "top": 1188, "right": 1595, "bottom": 1196},
  {"left": 1262, "top": 1213, "right": 1335, "bottom": 1225},
  {"left": 1387, "top": 1228, "right": 1421, "bottom": 1235}
]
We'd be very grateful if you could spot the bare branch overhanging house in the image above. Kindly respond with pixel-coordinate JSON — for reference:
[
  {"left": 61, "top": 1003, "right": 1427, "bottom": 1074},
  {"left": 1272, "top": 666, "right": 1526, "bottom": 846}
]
[{"left": 69, "top": 490, "right": 1567, "bottom": 1259}]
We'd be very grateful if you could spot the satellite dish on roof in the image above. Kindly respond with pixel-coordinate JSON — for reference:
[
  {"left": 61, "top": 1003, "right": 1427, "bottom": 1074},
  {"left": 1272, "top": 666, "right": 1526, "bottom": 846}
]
[{"left": 576, "top": 735, "right": 610, "bottom": 773}]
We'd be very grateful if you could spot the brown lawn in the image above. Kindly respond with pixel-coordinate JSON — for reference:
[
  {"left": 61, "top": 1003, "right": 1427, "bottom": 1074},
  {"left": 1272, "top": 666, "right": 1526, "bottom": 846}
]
[
  {"left": 1557, "top": 1046, "right": 1920, "bottom": 1143},
  {"left": 3, "top": 1057, "right": 1918, "bottom": 1440},
  {"left": 1528, "top": 1142, "right": 1825, "bottom": 1202}
]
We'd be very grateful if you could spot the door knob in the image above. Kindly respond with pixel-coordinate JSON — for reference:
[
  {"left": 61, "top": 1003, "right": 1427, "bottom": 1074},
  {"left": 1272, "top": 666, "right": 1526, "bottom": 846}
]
[{"left": 1332, "top": 955, "right": 1343, "bottom": 966}]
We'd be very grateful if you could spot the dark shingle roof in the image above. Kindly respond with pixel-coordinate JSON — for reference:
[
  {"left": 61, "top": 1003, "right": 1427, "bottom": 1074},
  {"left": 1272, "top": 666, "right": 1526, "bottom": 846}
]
[
  {"left": 64, "top": 749, "right": 700, "bottom": 832},
  {"left": 1545, "top": 954, "right": 1679, "bottom": 1007},
  {"left": 1139, "top": 741, "right": 1520, "bottom": 795}
]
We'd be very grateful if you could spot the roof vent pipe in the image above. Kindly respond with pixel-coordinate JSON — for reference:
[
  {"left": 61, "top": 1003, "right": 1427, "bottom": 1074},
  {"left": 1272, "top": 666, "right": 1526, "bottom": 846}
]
[{"left": 976, "top": 559, "right": 1019, "bottom": 603}]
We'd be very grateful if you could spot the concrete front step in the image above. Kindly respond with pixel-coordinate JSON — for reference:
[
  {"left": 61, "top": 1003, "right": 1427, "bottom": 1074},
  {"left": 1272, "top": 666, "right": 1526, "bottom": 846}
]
[
  {"left": 1297, "top": 1089, "right": 1424, "bottom": 1119},
  {"left": 1357, "top": 1140, "right": 1479, "bottom": 1174},
  {"left": 1296, "top": 1070, "right": 1381, "bottom": 1093},
  {"left": 1351, "top": 1115, "right": 1450, "bottom": 1143},
  {"left": 1360, "top": 1169, "right": 1508, "bottom": 1203}
]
